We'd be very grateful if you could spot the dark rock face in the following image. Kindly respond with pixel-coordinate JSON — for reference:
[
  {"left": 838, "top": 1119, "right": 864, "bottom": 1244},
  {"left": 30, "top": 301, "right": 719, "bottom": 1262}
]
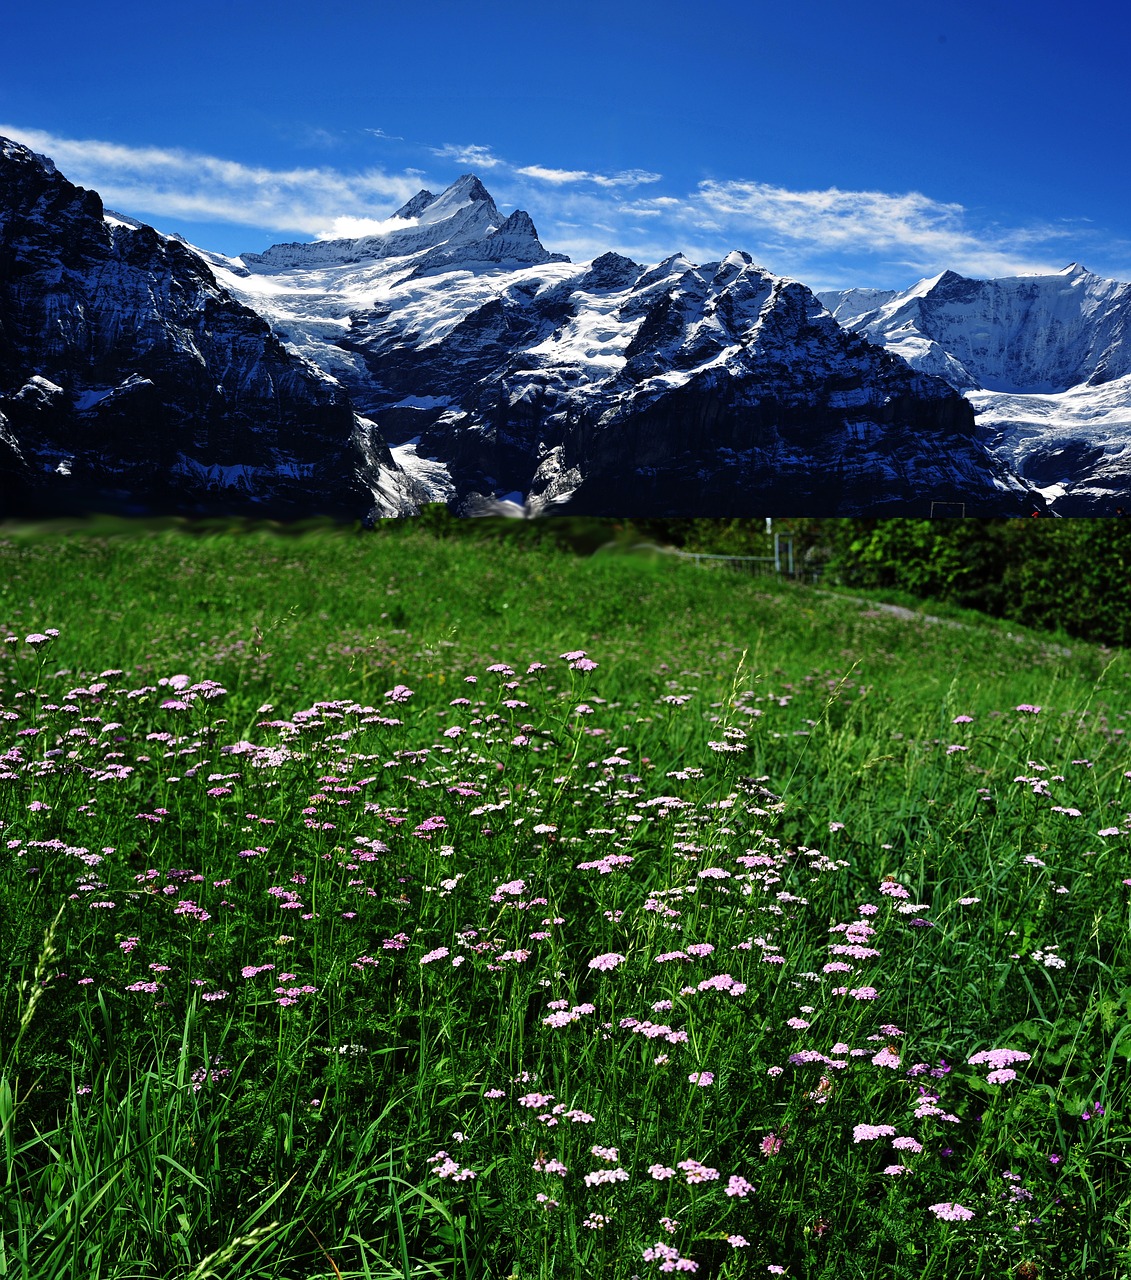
[
  {"left": 0, "top": 138, "right": 404, "bottom": 520},
  {"left": 336, "top": 249, "right": 1034, "bottom": 515}
]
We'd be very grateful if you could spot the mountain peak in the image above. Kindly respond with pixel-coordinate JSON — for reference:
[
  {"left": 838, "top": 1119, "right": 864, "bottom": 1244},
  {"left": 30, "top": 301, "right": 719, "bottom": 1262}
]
[
  {"left": 1059, "top": 262, "right": 1089, "bottom": 277},
  {"left": 393, "top": 189, "right": 436, "bottom": 220},
  {"left": 447, "top": 173, "right": 493, "bottom": 201}
]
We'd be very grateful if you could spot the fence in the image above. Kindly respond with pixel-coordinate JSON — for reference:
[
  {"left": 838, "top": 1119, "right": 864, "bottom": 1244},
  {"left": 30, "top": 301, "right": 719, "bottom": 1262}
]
[{"left": 662, "top": 534, "right": 805, "bottom": 580}]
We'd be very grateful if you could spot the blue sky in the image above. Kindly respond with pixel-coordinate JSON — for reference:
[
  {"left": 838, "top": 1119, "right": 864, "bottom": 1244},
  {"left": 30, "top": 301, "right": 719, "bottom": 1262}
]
[{"left": 4, "top": 0, "right": 1128, "bottom": 289}]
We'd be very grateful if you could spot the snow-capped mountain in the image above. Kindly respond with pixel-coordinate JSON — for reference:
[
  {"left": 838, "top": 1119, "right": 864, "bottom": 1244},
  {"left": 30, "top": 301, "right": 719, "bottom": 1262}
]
[
  {"left": 0, "top": 138, "right": 421, "bottom": 520},
  {"left": 2, "top": 134, "right": 1071, "bottom": 518},
  {"left": 196, "top": 176, "right": 1034, "bottom": 516},
  {"left": 819, "top": 266, "right": 1131, "bottom": 513}
]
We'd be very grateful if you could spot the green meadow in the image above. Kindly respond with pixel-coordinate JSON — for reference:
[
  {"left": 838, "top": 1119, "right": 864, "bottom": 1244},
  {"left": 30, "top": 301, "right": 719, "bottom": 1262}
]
[{"left": 0, "top": 523, "right": 1128, "bottom": 1279}]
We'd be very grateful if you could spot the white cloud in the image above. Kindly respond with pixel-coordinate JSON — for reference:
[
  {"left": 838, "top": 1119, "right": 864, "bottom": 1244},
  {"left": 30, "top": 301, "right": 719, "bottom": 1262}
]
[
  {"left": 315, "top": 215, "right": 416, "bottom": 240},
  {"left": 691, "top": 179, "right": 1069, "bottom": 280},
  {"left": 516, "top": 164, "right": 662, "bottom": 188},
  {"left": 429, "top": 142, "right": 506, "bottom": 169},
  {"left": 0, "top": 124, "right": 422, "bottom": 239},
  {"left": 4, "top": 121, "right": 1112, "bottom": 286}
]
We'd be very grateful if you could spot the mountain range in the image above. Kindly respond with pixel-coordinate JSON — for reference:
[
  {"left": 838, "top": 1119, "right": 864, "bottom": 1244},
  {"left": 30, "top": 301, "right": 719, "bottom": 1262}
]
[
  {"left": 2, "top": 135, "right": 1127, "bottom": 520},
  {"left": 820, "top": 267, "right": 1131, "bottom": 515}
]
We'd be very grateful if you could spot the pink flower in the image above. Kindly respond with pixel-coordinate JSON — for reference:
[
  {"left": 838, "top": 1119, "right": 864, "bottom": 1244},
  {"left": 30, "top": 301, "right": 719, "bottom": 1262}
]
[
  {"left": 760, "top": 1133, "right": 783, "bottom": 1157},
  {"left": 929, "top": 1202, "right": 975, "bottom": 1221},
  {"left": 588, "top": 952, "right": 626, "bottom": 971},
  {"left": 853, "top": 1124, "right": 896, "bottom": 1142},
  {"left": 677, "top": 1158, "right": 719, "bottom": 1183},
  {"left": 688, "top": 1071, "right": 714, "bottom": 1086},
  {"left": 967, "top": 1048, "right": 1031, "bottom": 1069}
]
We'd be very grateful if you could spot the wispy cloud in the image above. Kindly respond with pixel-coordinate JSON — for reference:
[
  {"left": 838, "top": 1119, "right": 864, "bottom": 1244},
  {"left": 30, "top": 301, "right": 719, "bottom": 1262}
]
[
  {"left": 3, "top": 122, "right": 1114, "bottom": 286},
  {"left": 0, "top": 124, "right": 422, "bottom": 242},
  {"left": 515, "top": 165, "right": 662, "bottom": 189},
  {"left": 429, "top": 142, "right": 507, "bottom": 170},
  {"left": 689, "top": 179, "right": 1070, "bottom": 281}
]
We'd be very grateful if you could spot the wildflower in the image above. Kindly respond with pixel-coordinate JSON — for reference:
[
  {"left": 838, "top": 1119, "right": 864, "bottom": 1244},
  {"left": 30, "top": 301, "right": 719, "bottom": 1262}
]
[
  {"left": 728, "top": 1235, "right": 749, "bottom": 1247},
  {"left": 872, "top": 1048, "right": 901, "bottom": 1069},
  {"left": 518, "top": 1093, "right": 554, "bottom": 1108},
  {"left": 688, "top": 1071, "right": 714, "bottom": 1086},
  {"left": 591, "top": 1145, "right": 619, "bottom": 1161},
  {"left": 677, "top": 1159, "right": 719, "bottom": 1183},
  {"left": 760, "top": 1133, "right": 782, "bottom": 1157},
  {"left": 583, "top": 1166, "right": 628, "bottom": 1186},
  {"left": 420, "top": 947, "right": 450, "bottom": 965},
  {"left": 987, "top": 1068, "right": 1017, "bottom": 1084},
  {"left": 952, "top": 714, "right": 973, "bottom": 723},
  {"left": 968, "top": 1048, "right": 1031, "bottom": 1069},
  {"left": 588, "top": 952, "right": 626, "bottom": 971},
  {"left": 892, "top": 1136, "right": 923, "bottom": 1152},
  {"left": 929, "top": 1202, "right": 975, "bottom": 1221},
  {"left": 649, "top": 1164, "right": 676, "bottom": 1180},
  {"left": 1014, "top": 704, "right": 1041, "bottom": 714},
  {"left": 853, "top": 1124, "right": 896, "bottom": 1142}
]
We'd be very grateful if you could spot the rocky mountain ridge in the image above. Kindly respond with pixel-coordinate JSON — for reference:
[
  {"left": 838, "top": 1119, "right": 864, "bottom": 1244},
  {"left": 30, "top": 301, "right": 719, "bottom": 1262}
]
[
  {"left": 0, "top": 137, "right": 420, "bottom": 519},
  {"left": 819, "top": 266, "right": 1131, "bottom": 512},
  {"left": 200, "top": 176, "right": 1034, "bottom": 515}
]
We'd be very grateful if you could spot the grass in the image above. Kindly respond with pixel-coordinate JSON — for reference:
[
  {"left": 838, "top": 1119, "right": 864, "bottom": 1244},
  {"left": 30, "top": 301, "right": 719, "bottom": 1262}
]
[{"left": 0, "top": 523, "right": 1128, "bottom": 1279}]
